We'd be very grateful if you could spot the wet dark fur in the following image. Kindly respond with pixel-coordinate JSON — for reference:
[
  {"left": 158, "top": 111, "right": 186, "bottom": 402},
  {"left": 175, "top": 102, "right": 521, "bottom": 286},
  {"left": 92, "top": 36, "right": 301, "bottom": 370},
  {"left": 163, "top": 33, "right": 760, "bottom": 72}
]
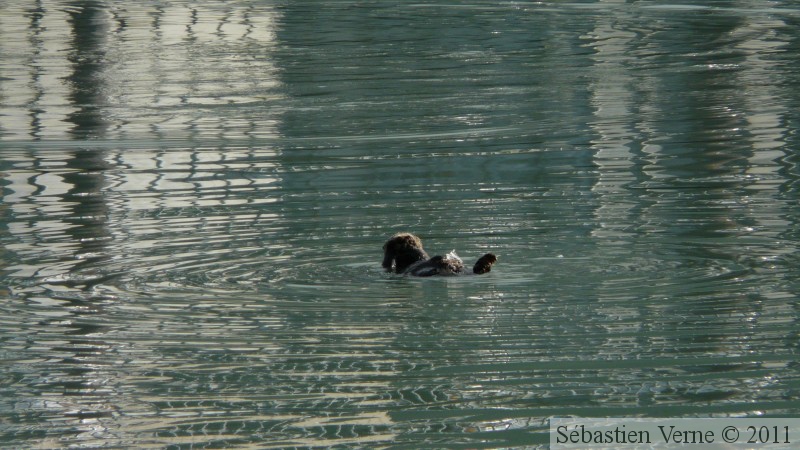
[{"left": 382, "top": 232, "right": 497, "bottom": 276}]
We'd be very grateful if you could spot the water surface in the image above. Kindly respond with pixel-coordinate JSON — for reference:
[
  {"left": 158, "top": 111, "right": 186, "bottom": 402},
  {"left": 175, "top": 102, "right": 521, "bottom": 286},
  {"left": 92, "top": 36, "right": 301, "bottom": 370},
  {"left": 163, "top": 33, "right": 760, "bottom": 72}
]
[{"left": 2, "top": 1, "right": 800, "bottom": 447}]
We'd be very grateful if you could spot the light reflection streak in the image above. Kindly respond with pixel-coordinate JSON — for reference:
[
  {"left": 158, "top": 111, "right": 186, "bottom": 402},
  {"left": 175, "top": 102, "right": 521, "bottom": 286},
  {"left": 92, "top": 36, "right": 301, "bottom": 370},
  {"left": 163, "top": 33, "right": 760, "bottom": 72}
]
[
  {"left": 0, "top": 2, "right": 283, "bottom": 141},
  {"left": 1, "top": 2, "right": 289, "bottom": 448}
]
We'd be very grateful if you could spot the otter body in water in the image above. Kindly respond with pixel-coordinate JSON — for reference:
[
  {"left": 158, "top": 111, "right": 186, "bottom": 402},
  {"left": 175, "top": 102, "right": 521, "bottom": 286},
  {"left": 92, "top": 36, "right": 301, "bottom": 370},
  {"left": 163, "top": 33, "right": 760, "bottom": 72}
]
[{"left": 382, "top": 233, "right": 497, "bottom": 276}]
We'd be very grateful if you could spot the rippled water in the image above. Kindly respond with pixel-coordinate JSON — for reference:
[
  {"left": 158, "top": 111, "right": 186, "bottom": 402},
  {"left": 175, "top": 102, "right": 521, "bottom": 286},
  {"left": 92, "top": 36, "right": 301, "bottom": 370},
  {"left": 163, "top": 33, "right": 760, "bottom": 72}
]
[{"left": 2, "top": 1, "right": 800, "bottom": 447}]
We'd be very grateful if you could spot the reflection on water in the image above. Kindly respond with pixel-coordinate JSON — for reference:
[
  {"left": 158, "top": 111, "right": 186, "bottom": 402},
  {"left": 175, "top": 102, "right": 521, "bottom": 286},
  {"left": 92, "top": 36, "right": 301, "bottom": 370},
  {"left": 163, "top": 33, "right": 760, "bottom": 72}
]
[
  {"left": 2, "top": 0, "right": 800, "bottom": 447},
  {"left": 1, "top": 1, "right": 282, "bottom": 141}
]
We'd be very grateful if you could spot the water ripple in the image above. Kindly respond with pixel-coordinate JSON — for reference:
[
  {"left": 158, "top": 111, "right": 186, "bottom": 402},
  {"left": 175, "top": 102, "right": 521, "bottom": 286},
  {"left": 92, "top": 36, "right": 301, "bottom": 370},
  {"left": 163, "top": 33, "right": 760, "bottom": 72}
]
[{"left": 3, "top": 0, "right": 800, "bottom": 448}]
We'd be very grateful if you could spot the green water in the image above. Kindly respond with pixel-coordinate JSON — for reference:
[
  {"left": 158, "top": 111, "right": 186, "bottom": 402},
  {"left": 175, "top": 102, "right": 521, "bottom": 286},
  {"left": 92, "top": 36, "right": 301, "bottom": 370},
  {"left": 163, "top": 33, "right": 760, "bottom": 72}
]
[{"left": 2, "top": 1, "right": 800, "bottom": 447}]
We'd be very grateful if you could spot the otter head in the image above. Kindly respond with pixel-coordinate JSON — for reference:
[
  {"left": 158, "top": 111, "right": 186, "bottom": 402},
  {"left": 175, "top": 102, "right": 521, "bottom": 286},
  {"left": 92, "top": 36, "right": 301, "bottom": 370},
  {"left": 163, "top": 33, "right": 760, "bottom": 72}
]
[{"left": 382, "top": 232, "right": 429, "bottom": 273}]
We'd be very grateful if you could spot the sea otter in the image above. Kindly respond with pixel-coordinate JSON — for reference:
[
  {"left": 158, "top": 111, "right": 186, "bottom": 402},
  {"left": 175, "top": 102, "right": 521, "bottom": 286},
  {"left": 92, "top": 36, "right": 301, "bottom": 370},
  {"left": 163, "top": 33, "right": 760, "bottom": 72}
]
[{"left": 382, "top": 232, "right": 497, "bottom": 276}]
